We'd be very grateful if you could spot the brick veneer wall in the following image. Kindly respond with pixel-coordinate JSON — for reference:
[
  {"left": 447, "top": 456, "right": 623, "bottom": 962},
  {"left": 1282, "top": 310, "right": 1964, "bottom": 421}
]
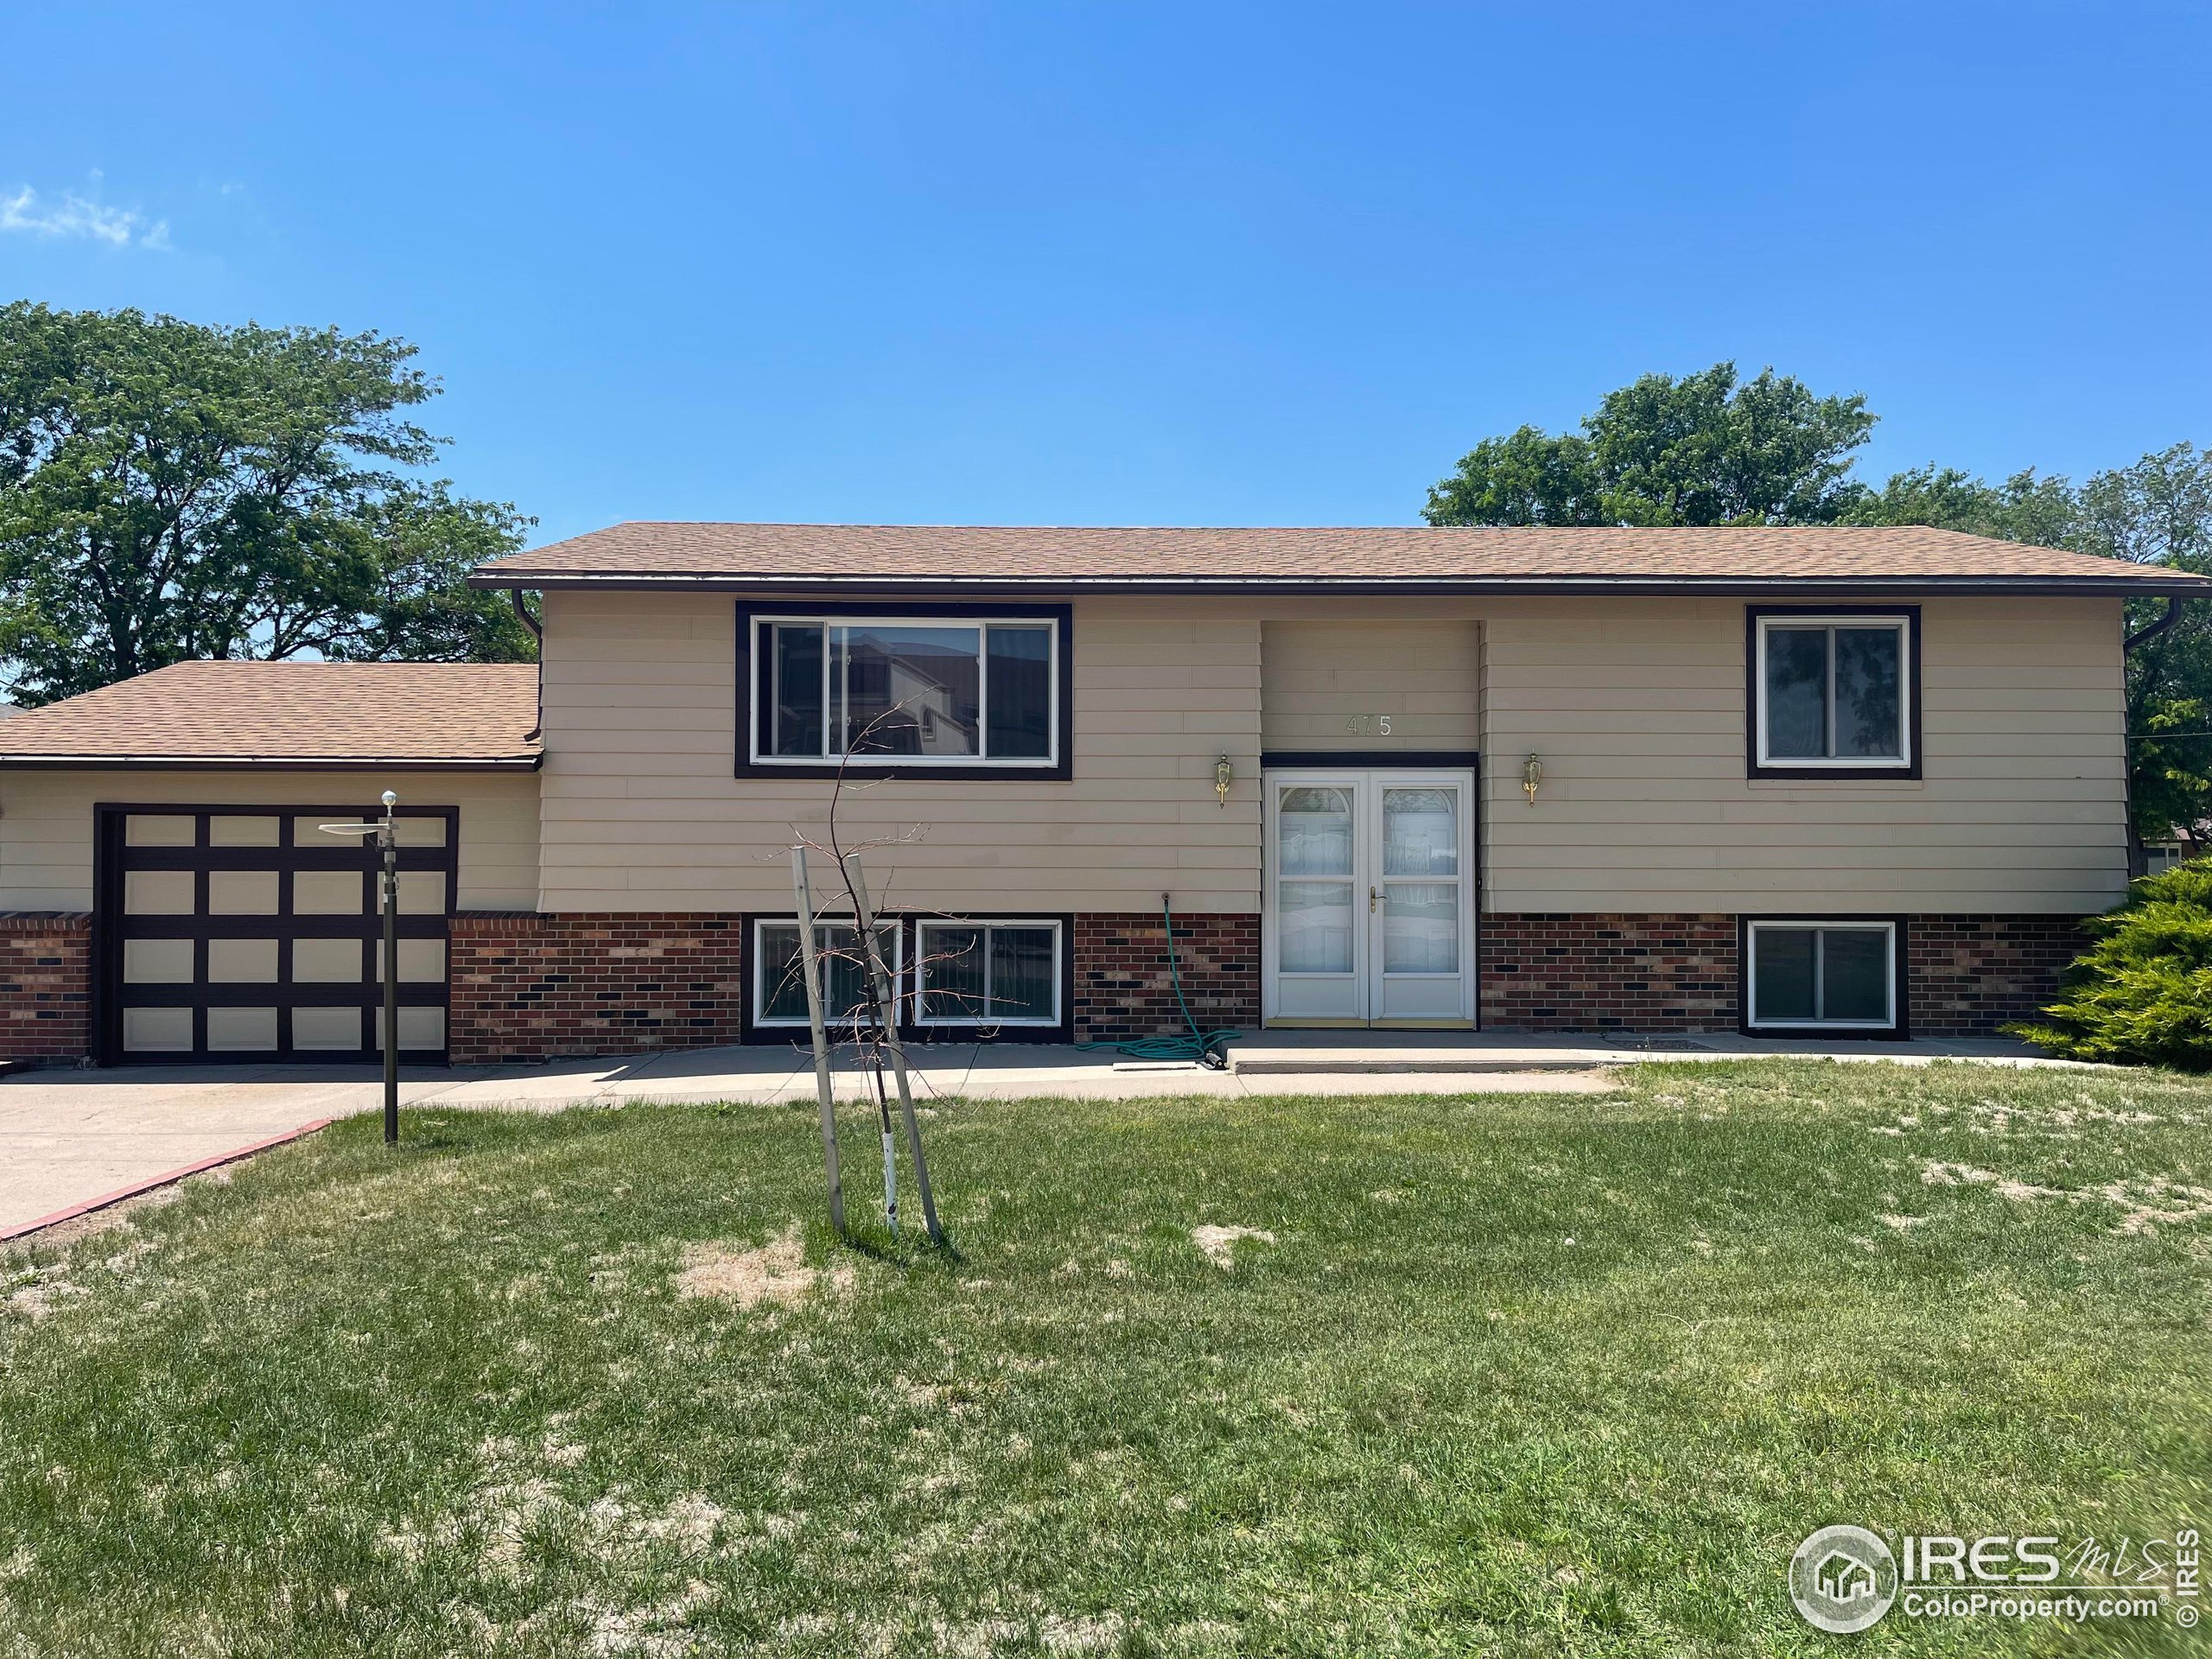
[
  {"left": 1480, "top": 914, "right": 1740, "bottom": 1031},
  {"left": 0, "top": 912, "right": 92, "bottom": 1063},
  {"left": 1480, "top": 912, "right": 2089, "bottom": 1035},
  {"left": 1907, "top": 916, "right": 2088, "bottom": 1035},
  {"left": 448, "top": 912, "right": 745, "bottom": 1064},
  {"left": 1074, "top": 912, "right": 1262, "bottom": 1043}
]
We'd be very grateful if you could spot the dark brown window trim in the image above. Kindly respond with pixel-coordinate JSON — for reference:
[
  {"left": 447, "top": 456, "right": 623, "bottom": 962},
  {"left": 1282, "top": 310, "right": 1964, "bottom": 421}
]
[
  {"left": 1745, "top": 605, "right": 1923, "bottom": 782},
  {"left": 1260, "top": 749, "right": 1481, "bottom": 770},
  {"left": 738, "top": 909, "right": 1076, "bottom": 1046},
  {"left": 1735, "top": 913, "right": 1910, "bottom": 1040},
  {"left": 734, "top": 601, "right": 1075, "bottom": 782}
]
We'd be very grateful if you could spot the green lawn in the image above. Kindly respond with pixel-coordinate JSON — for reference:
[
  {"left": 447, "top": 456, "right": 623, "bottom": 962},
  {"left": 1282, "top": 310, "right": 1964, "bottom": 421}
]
[{"left": 3, "top": 1063, "right": 2210, "bottom": 1657}]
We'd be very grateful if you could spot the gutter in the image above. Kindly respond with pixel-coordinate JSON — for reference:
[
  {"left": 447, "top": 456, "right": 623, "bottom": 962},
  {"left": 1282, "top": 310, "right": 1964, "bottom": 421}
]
[
  {"left": 2124, "top": 594, "right": 2185, "bottom": 652},
  {"left": 467, "top": 571, "right": 2212, "bottom": 599}
]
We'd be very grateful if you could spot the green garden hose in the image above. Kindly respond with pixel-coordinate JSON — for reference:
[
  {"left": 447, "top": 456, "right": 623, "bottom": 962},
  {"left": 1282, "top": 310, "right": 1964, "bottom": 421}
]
[{"left": 1080, "top": 893, "right": 1241, "bottom": 1069}]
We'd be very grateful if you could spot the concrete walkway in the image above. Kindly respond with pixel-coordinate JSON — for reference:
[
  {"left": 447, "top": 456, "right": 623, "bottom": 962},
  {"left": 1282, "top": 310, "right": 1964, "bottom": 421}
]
[{"left": 1, "top": 1030, "right": 2075, "bottom": 1239}]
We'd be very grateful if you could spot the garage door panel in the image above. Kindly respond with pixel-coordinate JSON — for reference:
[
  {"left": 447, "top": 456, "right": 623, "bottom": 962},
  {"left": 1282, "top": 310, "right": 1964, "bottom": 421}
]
[{"left": 98, "top": 804, "right": 457, "bottom": 1065}]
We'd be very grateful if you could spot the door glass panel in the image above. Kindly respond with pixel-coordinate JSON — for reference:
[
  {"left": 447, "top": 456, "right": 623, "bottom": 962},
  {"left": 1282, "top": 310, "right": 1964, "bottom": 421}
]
[
  {"left": 1382, "top": 789, "right": 1458, "bottom": 876},
  {"left": 123, "top": 938, "right": 194, "bottom": 983},
  {"left": 207, "top": 816, "right": 281, "bottom": 847},
  {"left": 125, "top": 815, "right": 195, "bottom": 847},
  {"left": 393, "top": 817, "right": 449, "bottom": 849},
  {"left": 207, "top": 1007, "right": 278, "bottom": 1052},
  {"left": 1280, "top": 881, "right": 1355, "bottom": 974},
  {"left": 207, "top": 938, "right": 279, "bottom": 982},
  {"left": 1821, "top": 929, "right": 1891, "bottom": 1021},
  {"left": 124, "top": 1007, "right": 194, "bottom": 1052},
  {"left": 1278, "top": 787, "right": 1353, "bottom": 876},
  {"left": 124, "top": 870, "right": 196, "bottom": 915},
  {"left": 207, "top": 871, "right": 279, "bottom": 915},
  {"left": 294, "top": 938, "right": 363, "bottom": 982},
  {"left": 292, "top": 1007, "right": 363, "bottom": 1051},
  {"left": 1382, "top": 883, "right": 1459, "bottom": 974}
]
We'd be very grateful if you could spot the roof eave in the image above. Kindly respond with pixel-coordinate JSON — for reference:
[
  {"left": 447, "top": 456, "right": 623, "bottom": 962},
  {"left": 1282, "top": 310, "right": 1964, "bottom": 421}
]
[
  {"left": 0, "top": 753, "right": 544, "bottom": 772},
  {"left": 467, "top": 570, "right": 2212, "bottom": 598}
]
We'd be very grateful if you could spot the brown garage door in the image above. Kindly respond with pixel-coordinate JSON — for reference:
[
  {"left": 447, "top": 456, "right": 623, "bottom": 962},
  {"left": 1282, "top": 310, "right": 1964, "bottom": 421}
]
[{"left": 93, "top": 804, "right": 456, "bottom": 1065}]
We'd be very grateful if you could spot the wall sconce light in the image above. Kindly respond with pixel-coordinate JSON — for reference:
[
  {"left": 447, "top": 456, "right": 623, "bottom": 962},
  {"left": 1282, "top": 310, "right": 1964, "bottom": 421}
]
[
  {"left": 1214, "top": 753, "right": 1235, "bottom": 809},
  {"left": 1522, "top": 753, "right": 1543, "bottom": 807}
]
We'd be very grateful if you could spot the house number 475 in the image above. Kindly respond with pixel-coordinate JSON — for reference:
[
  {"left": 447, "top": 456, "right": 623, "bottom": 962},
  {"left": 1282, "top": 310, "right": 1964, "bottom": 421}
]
[{"left": 1344, "top": 714, "right": 1393, "bottom": 736}]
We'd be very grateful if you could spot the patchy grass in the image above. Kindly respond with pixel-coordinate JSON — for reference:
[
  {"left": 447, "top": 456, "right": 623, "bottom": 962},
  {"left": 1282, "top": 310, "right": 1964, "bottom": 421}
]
[{"left": 3, "top": 1063, "right": 2210, "bottom": 1657}]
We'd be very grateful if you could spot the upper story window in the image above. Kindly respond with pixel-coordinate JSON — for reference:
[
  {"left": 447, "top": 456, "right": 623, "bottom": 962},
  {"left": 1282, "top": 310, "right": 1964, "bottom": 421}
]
[
  {"left": 741, "top": 605, "right": 1071, "bottom": 778},
  {"left": 1749, "top": 608, "right": 1918, "bottom": 776}
]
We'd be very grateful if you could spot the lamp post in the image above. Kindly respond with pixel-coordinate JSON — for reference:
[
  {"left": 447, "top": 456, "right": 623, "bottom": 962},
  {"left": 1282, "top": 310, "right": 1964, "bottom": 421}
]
[{"left": 321, "top": 790, "right": 401, "bottom": 1145}]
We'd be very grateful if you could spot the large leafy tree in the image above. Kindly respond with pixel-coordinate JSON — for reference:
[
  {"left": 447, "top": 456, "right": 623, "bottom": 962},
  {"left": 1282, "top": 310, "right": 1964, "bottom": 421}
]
[
  {"left": 1426, "top": 364, "right": 2210, "bottom": 844},
  {"left": 1849, "top": 442, "right": 2212, "bottom": 844},
  {"left": 1423, "top": 361, "right": 1876, "bottom": 528},
  {"left": 0, "top": 302, "right": 536, "bottom": 706}
]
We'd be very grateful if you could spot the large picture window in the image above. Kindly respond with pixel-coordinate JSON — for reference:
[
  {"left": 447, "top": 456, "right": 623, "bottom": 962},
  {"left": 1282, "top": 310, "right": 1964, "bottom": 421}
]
[
  {"left": 1744, "top": 920, "right": 1900, "bottom": 1032},
  {"left": 1750, "top": 610, "right": 1916, "bottom": 775},
  {"left": 744, "top": 607, "right": 1066, "bottom": 773}
]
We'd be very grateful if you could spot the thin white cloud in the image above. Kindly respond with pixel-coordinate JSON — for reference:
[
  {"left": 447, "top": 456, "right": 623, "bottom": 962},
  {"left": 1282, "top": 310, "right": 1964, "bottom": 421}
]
[{"left": 1, "top": 185, "right": 169, "bottom": 250}]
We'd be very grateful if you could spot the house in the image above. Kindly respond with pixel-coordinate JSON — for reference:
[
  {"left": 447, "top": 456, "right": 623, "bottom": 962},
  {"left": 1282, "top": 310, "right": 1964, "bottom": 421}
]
[
  {"left": 0, "top": 523, "right": 2202, "bottom": 1066},
  {"left": 1814, "top": 1551, "right": 1877, "bottom": 1605}
]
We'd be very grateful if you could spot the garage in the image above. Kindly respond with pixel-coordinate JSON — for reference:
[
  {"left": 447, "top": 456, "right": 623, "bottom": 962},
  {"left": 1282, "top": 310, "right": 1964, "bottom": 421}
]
[
  {"left": 0, "top": 660, "right": 544, "bottom": 1068},
  {"left": 95, "top": 803, "right": 458, "bottom": 1064}
]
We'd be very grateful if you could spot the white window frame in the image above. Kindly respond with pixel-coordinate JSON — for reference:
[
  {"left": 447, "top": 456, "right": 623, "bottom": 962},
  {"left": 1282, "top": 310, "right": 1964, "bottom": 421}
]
[
  {"left": 751, "top": 917, "right": 903, "bottom": 1028},
  {"left": 1745, "top": 920, "right": 1898, "bottom": 1030},
  {"left": 751, "top": 613, "right": 1061, "bottom": 769},
  {"left": 912, "top": 918, "right": 1064, "bottom": 1027},
  {"left": 1752, "top": 614, "right": 1912, "bottom": 771}
]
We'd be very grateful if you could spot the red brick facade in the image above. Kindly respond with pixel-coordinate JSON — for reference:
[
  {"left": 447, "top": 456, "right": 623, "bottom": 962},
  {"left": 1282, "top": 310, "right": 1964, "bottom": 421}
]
[
  {"left": 1074, "top": 912, "right": 1262, "bottom": 1043},
  {"left": 1480, "top": 914, "right": 1740, "bottom": 1031},
  {"left": 1479, "top": 912, "right": 2087, "bottom": 1035},
  {"left": 0, "top": 913, "right": 92, "bottom": 1064},
  {"left": 448, "top": 912, "right": 745, "bottom": 1064},
  {"left": 2, "top": 905, "right": 2087, "bottom": 1068},
  {"left": 1906, "top": 916, "right": 2088, "bottom": 1036}
]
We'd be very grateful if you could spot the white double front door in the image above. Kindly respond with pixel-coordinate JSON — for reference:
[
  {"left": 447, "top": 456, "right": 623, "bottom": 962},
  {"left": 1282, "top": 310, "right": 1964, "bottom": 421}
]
[{"left": 1262, "top": 768, "right": 1476, "bottom": 1027}]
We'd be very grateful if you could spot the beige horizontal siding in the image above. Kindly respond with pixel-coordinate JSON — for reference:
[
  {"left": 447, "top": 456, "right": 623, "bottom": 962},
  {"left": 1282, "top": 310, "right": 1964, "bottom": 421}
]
[
  {"left": 535, "top": 592, "right": 1265, "bottom": 913},
  {"left": 1261, "top": 620, "right": 1481, "bottom": 751},
  {"left": 533, "top": 590, "right": 2126, "bottom": 919},
  {"left": 1480, "top": 594, "right": 2127, "bottom": 913},
  {"left": 0, "top": 769, "right": 540, "bottom": 912}
]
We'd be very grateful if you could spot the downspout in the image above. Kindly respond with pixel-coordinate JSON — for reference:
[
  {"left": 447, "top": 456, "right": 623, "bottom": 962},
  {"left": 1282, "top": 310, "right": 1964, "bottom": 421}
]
[
  {"left": 2121, "top": 595, "right": 2185, "bottom": 877},
  {"left": 511, "top": 589, "right": 543, "bottom": 743}
]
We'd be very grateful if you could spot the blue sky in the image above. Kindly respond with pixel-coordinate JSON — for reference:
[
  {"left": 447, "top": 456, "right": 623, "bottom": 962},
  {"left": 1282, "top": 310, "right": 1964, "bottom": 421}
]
[{"left": 4, "top": 2, "right": 2207, "bottom": 544}]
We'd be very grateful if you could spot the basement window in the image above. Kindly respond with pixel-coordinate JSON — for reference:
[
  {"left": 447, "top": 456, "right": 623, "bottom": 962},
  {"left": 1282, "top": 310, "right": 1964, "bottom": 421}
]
[
  {"left": 753, "top": 919, "right": 901, "bottom": 1027},
  {"left": 747, "top": 609, "right": 1065, "bottom": 772},
  {"left": 914, "top": 919, "right": 1063, "bottom": 1027},
  {"left": 1745, "top": 921, "right": 1898, "bottom": 1031},
  {"left": 1751, "top": 610, "right": 1916, "bottom": 773}
]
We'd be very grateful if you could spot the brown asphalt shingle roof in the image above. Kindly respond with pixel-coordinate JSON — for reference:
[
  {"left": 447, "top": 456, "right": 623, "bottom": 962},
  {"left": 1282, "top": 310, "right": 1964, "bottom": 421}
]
[
  {"left": 0, "top": 662, "right": 541, "bottom": 768},
  {"left": 473, "top": 522, "right": 2212, "bottom": 594}
]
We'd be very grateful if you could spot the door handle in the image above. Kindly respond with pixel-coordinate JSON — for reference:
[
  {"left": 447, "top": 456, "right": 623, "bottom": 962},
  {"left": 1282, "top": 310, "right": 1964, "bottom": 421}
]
[{"left": 1369, "top": 886, "right": 1378, "bottom": 913}]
